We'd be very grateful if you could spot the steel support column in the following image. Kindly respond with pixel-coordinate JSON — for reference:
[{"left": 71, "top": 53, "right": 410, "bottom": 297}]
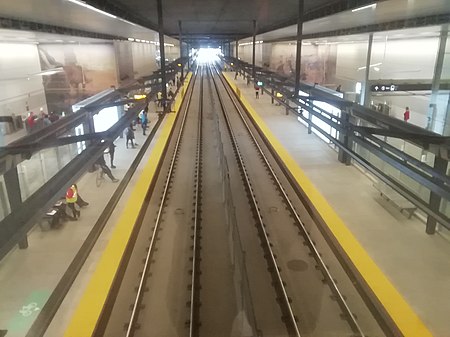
[
  {"left": 252, "top": 20, "right": 257, "bottom": 81},
  {"left": 426, "top": 156, "right": 447, "bottom": 234},
  {"left": 157, "top": 0, "right": 168, "bottom": 112},
  {"left": 338, "top": 107, "right": 352, "bottom": 165},
  {"left": 360, "top": 33, "right": 373, "bottom": 106},
  {"left": 294, "top": 0, "right": 304, "bottom": 98},
  {"left": 427, "top": 24, "right": 448, "bottom": 133},
  {"left": 4, "top": 167, "right": 27, "bottom": 249},
  {"left": 179, "top": 20, "right": 184, "bottom": 81},
  {"left": 235, "top": 39, "right": 239, "bottom": 59},
  {"left": 187, "top": 43, "right": 190, "bottom": 70}
]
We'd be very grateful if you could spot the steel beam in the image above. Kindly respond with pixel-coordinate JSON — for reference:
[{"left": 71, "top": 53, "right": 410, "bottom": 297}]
[
  {"left": 426, "top": 156, "right": 448, "bottom": 234},
  {"left": 157, "top": 0, "right": 168, "bottom": 113},
  {"left": 252, "top": 20, "right": 257, "bottom": 81},
  {"left": 294, "top": 0, "right": 304, "bottom": 98},
  {"left": 179, "top": 20, "right": 184, "bottom": 81},
  {"left": 360, "top": 33, "right": 373, "bottom": 106},
  {"left": 427, "top": 24, "right": 448, "bottom": 133},
  {"left": 3, "top": 167, "right": 27, "bottom": 249}
]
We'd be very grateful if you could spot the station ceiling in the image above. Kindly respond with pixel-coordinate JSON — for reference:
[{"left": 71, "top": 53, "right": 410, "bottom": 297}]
[
  {"left": 107, "top": 0, "right": 346, "bottom": 38},
  {"left": 0, "top": 0, "right": 448, "bottom": 45}
]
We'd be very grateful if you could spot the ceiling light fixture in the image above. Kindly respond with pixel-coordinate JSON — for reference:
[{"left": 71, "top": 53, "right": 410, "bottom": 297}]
[
  {"left": 357, "top": 62, "right": 382, "bottom": 71},
  {"left": 66, "top": 0, "right": 117, "bottom": 19},
  {"left": 128, "top": 38, "right": 135, "bottom": 41},
  {"left": 352, "top": 3, "right": 377, "bottom": 12},
  {"left": 33, "top": 67, "right": 65, "bottom": 76},
  {"left": 119, "top": 18, "right": 138, "bottom": 26}
]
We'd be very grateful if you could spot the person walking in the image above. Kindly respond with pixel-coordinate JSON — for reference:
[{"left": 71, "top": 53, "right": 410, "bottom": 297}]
[
  {"left": 96, "top": 154, "right": 119, "bottom": 182},
  {"left": 108, "top": 143, "right": 116, "bottom": 168},
  {"left": 66, "top": 184, "right": 80, "bottom": 220},
  {"left": 126, "top": 123, "right": 136, "bottom": 148},
  {"left": 404, "top": 107, "right": 410, "bottom": 122},
  {"left": 255, "top": 87, "right": 260, "bottom": 99}
]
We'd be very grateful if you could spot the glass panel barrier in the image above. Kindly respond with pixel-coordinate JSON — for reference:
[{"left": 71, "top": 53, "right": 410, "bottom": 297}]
[{"left": 17, "top": 124, "right": 84, "bottom": 201}]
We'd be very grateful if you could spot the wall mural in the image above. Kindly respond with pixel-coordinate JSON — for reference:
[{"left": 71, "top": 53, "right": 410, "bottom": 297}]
[
  {"left": 38, "top": 44, "right": 118, "bottom": 114},
  {"left": 270, "top": 44, "right": 337, "bottom": 87}
]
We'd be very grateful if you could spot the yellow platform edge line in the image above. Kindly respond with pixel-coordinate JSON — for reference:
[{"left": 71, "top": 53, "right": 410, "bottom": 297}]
[
  {"left": 222, "top": 72, "right": 433, "bottom": 337},
  {"left": 64, "top": 73, "right": 192, "bottom": 337}
]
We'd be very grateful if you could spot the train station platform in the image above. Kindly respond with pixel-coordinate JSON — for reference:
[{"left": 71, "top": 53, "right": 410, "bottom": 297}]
[
  {"left": 0, "top": 106, "right": 162, "bottom": 337},
  {"left": 222, "top": 72, "right": 450, "bottom": 336}
]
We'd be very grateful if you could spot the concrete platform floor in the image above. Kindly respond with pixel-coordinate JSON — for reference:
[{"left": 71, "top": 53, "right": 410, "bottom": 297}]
[
  {"left": 227, "top": 73, "right": 450, "bottom": 337},
  {"left": 0, "top": 111, "right": 161, "bottom": 337}
]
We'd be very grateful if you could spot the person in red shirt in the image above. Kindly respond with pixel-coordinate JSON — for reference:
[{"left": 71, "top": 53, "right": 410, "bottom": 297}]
[
  {"left": 27, "top": 112, "right": 37, "bottom": 131},
  {"left": 404, "top": 107, "right": 410, "bottom": 122}
]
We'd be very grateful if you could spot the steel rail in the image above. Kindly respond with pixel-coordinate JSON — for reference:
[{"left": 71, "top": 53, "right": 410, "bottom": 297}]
[
  {"left": 189, "top": 66, "right": 203, "bottom": 337},
  {"left": 125, "top": 69, "right": 199, "bottom": 337},
  {"left": 208, "top": 65, "right": 302, "bottom": 337},
  {"left": 214, "top": 66, "right": 366, "bottom": 336}
]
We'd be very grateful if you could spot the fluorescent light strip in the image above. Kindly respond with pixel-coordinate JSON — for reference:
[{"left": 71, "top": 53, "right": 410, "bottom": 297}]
[
  {"left": 357, "top": 62, "right": 382, "bottom": 71},
  {"left": 67, "top": 0, "right": 117, "bottom": 18},
  {"left": 352, "top": 3, "right": 377, "bottom": 12},
  {"left": 33, "top": 67, "right": 65, "bottom": 76},
  {"left": 119, "top": 18, "right": 138, "bottom": 26}
]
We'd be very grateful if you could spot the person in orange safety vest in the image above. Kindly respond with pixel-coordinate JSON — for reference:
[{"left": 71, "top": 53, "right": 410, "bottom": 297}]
[{"left": 66, "top": 184, "right": 81, "bottom": 220}]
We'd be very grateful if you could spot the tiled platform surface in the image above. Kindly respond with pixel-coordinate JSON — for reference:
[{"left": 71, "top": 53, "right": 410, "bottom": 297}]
[{"left": 228, "top": 73, "right": 450, "bottom": 337}]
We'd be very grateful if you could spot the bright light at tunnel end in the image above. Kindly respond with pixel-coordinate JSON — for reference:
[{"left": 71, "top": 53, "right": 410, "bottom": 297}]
[{"left": 196, "top": 48, "right": 221, "bottom": 63}]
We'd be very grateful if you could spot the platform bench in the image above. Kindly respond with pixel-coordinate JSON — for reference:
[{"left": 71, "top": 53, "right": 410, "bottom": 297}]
[
  {"left": 40, "top": 200, "right": 66, "bottom": 230},
  {"left": 373, "top": 181, "right": 417, "bottom": 218}
]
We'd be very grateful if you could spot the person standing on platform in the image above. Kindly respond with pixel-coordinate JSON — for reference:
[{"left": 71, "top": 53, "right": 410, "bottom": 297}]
[
  {"left": 66, "top": 184, "right": 80, "bottom": 220},
  {"left": 156, "top": 91, "right": 163, "bottom": 107},
  {"left": 126, "top": 123, "right": 136, "bottom": 148},
  {"left": 404, "top": 107, "right": 410, "bottom": 122},
  {"left": 26, "top": 111, "right": 37, "bottom": 132},
  {"left": 139, "top": 110, "right": 148, "bottom": 136},
  {"left": 255, "top": 86, "right": 260, "bottom": 99},
  {"left": 108, "top": 143, "right": 116, "bottom": 168}
]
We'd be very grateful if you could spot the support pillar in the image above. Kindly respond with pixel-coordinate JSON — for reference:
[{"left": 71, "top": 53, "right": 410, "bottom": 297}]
[
  {"left": 338, "top": 108, "right": 352, "bottom": 165},
  {"left": 252, "top": 20, "right": 257, "bottom": 82},
  {"left": 426, "top": 156, "right": 447, "bottom": 234},
  {"left": 360, "top": 33, "right": 373, "bottom": 107},
  {"left": 157, "top": 0, "right": 168, "bottom": 113},
  {"left": 427, "top": 24, "right": 448, "bottom": 133},
  {"left": 235, "top": 39, "right": 239, "bottom": 59},
  {"left": 294, "top": 0, "right": 304, "bottom": 98},
  {"left": 178, "top": 20, "right": 184, "bottom": 82},
  {"left": 4, "top": 168, "right": 27, "bottom": 249},
  {"left": 187, "top": 43, "right": 190, "bottom": 70}
]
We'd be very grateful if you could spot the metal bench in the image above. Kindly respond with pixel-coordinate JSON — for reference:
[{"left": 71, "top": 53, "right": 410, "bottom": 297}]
[
  {"left": 40, "top": 200, "right": 67, "bottom": 230},
  {"left": 373, "top": 181, "right": 417, "bottom": 218}
]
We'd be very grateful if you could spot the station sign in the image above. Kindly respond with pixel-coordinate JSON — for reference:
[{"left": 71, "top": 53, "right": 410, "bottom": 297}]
[{"left": 371, "top": 84, "right": 398, "bottom": 92}]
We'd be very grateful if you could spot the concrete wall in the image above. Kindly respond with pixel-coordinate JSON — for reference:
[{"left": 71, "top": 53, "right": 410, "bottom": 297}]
[{"left": 132, "top": 42, "right": 158, "bottom": 78}]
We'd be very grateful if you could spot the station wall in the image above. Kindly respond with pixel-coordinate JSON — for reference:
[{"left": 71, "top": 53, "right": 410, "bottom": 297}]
[
  {"left": 38, "top": 43, "right": 118, "bottom": 115},
  {"left": 237, "top": 31, "right": 446, "bottom": 132},
  {"left": 0, "top": 34, "right": 179, "bottom": 143},
  {"left": 0, "top": 43, "right": 47, "bottom": 131}
]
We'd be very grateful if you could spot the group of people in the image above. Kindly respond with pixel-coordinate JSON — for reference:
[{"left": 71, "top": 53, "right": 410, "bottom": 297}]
[{"left": 26, "top": 109, "right": 60, "bottom": 133}]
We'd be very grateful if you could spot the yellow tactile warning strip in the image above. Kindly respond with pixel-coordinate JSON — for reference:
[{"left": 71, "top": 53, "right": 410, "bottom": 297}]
[
  {"left": 63, "top": 73, "right": 192, "bottom": 337},
  {"left": 222, "top": 72, "right": 433, "bottom": 337}
]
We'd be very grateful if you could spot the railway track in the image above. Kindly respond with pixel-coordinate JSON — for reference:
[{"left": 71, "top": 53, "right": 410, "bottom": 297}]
[{"left": 98, "top": 64, "right": 390, "bottom": 337}]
